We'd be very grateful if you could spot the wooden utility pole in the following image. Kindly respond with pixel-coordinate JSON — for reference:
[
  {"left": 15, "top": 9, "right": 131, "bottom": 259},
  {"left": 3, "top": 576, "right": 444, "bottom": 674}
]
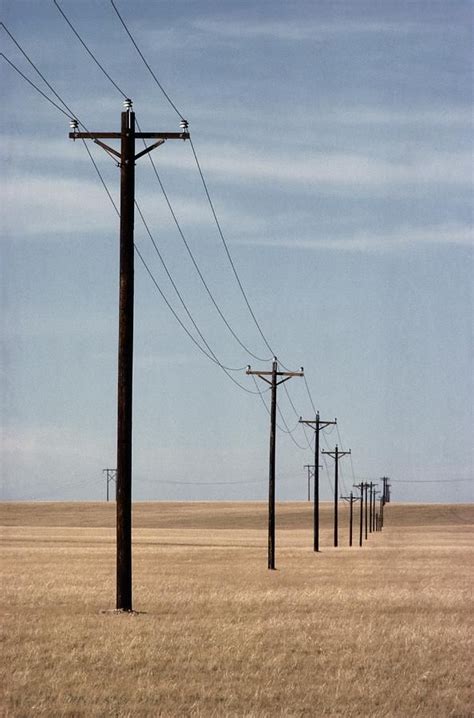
[
  {"left": 353, "top": 483, "right": 364, "bottom": 546},
  {"left": 304, "top": 465, "right": 314, "bottom": 502},
  {"left": 321, "top": 445, "right": 351, "bottom": 548},
  {"left": 103, "top": 468, "right": 117, "bottom": 502},
  {"left": 70, "top": 101, "right": 189, "bottom": 611},
  {"left": 369, "top": 482, "right": 374, "bottom": 534},
  {"left": 246, "top": 359, "right": 303, "bottom": 569},
  {"left": 299, "top": 414, "right": 337, "bottom": 552},
  {"left": 373, "top": 489, "right": 380, "bottom": 532},
  {"left": 341, "top": 492, "right": 360, "bottom": 547},
  {"left": 364, "top": 482, "right": 369, "bottom": 540},
  {"left": 381, "top": 476, "right": 391, "bottom": 505}
]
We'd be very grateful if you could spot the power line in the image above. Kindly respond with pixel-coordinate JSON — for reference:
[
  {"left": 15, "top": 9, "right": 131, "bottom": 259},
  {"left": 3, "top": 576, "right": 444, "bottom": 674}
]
[
  {"left": 109, "top": 0, "right": 185, "bottom": 120},
  {"left": 188, "top": 137, "right": 275, "bottom": 361},
  {"left": 134, "top": 194, "right": 248, "bottom": 373},
  {"left": 53, "top": 1, "right": 277, "bottom": 365},
  {"left": 105, "top": 0, "right": 276, "bottom": 362},
  {"left": 53, "top": 0, "right": 128, "bottom": 99},
  {"left": 1, "top": 52, "right": 71, "bottom": 120},
  {"left": 134, "top": 119, "right": 271, "bottom": 363}
]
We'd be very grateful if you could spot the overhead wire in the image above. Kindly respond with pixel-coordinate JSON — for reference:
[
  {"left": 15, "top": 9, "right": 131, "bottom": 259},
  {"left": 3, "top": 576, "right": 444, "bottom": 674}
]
[
  {"left": 1, "top": 52, "right": 71, "bottom": 120},
  {"left": 53, "top": 0, "right": 128, "bottom": 99},
  {"left": 133, "top": 192, "right": 248, "bottom": 373},
  {"left": 282, "top": 382, "right": 313, "bottom": 450},
  {"left": 107, "top": 0, "right": 276, "bottom": 363},
  {"left": 109, "top": 0, "right": 185, "bottom": 120},
  {"left": 134, "top": 120, "right": 271, "bottom": 362},
  {"left": 52, "top": 0, "right": 276, "bottom": 366}
]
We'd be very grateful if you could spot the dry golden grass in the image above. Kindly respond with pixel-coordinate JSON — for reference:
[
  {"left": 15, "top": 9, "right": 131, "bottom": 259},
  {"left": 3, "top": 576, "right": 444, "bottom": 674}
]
[{"left": 1, "top": 501, "right": 473, "bottom": 717}]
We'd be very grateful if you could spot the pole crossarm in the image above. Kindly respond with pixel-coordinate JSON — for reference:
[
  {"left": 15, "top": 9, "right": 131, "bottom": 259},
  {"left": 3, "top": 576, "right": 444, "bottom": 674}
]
[
  {"left": 69, "top": 131, "right": 190, "bottom": 140},
  {"left": 299, "top": 417, "right": 336, "bottom": 430},
  {"left": 247, "top": 367, "right": 304, "bottom": 384},
  {"left": 69, "top": 130, "right": 189, "bottom": 164},
  {"left": 322, "top": 449, "right": 351, "bottom": 459}
]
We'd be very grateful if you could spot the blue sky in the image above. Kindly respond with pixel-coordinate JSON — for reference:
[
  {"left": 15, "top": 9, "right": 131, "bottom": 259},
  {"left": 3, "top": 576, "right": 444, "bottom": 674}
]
[{"left": 1, "top": 0, "right": 473, "bottom": 503}]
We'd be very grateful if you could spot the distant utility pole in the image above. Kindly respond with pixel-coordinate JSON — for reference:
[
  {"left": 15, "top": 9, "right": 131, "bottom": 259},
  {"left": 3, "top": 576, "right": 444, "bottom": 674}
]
[
  {"left": 381, "top": 476, "right": 391, "bottom": 505},
  {"left": 70, "top": 101, "right": 189, "bottom": 612},
  {"left": 299, "top": 413, "right": 337, "bottom": 552},
  {"left": 353, "top": 483, "right": 364, "bottom": 546},
  {"left": 321, "top": 445, "right": 351, "bottom": 548},
  {"left": 373, "top": 490, "right": 380, "bottom": 532},
  {"left": 369, "top": 482, "right": 378, "bottom": 534},
  {"left": 103, "top": 468, "right": 117, "bottom": 502},
  {"left": 341, "top": 492, "right": 360, "bottom": 547},
  {"left": 247, "top": 359, "right": 303, "bottom": 570},
  {"left": 364, "top": 482, "right": 369, "bottom": 540},
  {"left": 304, "top": 465, "right": 314, "bottom": 502}
]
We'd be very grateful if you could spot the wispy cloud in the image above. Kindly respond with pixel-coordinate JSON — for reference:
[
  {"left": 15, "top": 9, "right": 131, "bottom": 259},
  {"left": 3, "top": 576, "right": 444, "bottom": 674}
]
[
  {"left": 235, "top": 223, "right": 474, "bottom": 253},
  {"left": 159, "top": 142, "right": 472, "bottom": 189},
  {"left": 192, "top": 18, "right": 424, "bottom": 42},
  {"left": 0, "top": 174, "right": 119, "bottom": 237}
]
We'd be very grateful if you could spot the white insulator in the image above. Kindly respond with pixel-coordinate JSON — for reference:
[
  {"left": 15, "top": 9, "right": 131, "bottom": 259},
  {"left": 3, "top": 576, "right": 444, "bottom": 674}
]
[
  {"left": 123, "top": 98, "right": 133, "bottom": 110},
  {"left": 180, "top": 119, "right": 189, "bottom": 131},
  {"left": 70, "top": 118, "right": 78, "bottom": 130}
]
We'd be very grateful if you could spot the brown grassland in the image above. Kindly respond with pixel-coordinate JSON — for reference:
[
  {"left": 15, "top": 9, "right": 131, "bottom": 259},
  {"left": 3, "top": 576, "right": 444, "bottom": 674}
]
[{"left": 1, "top": 501, "right": 473, "bottom": 717}]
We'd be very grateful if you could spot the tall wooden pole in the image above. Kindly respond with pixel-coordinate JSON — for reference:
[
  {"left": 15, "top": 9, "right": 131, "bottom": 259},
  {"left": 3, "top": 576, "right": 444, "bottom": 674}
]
[
  {"left": 314, "top": 414, "right": 320, "bottom": 552},
  {"left": 364, "top": 482, "right": 369, "bottom": 540},
  {"left": 116, "top": 107, "right": 135, "bottom": 611},
  {"left": 300, "top": 416, "right": 336, "bottom": 552},
  {"left": 69, "top": 106, "right": 190, "bottom": 610},
  {"left": 268, "top": 360, "right": 277, "bottom": 570},
  {"left": 247, "top": 361, "right": 303, "bottom": 569},
  {"left": 334, "top": 445, "right": 339, "bottom": 547},
  {"left": 369, "top": 482, "right": 373, "bottom": 534},
  {"left": 322, "top": 444, "right": 351, "bottom": 549},
  {"left": 349, "top": 491, "right": 354, "bottom": 547}
]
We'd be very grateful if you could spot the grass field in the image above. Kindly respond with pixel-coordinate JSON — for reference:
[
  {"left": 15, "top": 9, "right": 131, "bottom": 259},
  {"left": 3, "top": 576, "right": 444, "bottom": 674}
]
[{"left": 1, "top": 501, "right": 473, "bottom": 717}]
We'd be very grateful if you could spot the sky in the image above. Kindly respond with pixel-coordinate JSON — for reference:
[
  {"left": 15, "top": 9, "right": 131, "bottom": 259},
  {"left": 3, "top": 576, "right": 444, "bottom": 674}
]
[{"left": 1, "top": 0, "right": 473, "bottom": 504}]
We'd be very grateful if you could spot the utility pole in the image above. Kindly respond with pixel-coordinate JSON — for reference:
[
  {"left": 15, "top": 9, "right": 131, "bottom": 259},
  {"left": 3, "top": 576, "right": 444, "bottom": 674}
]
[
  {"left": 354, "top": 483, "right": 364, "bottom": 546},
  {"left": 103, "top": 468, "right": 117, "bottom": 502},
  {"left": 70, "top": 101, "right": 189, "bottom": 611},
  {"left": 247, "top": 359, "right": 303, "bottom": 570},
  {"left": 341, "top": 492, "right": 360, "bottom": 547},
  {"left": 362, "top": 482, "right": 368, "bottom": 540},
  {"left": 373, "top": 490, "right": 380, "bottom": 532},
  {"left": 369, "top": 482, "right": 375, "bottom": 534},
  {"left": 304, "top": 465, "right": 314, "bottom": 502},
  {"left": 321, "top": 445, "right": 351, "bottom": 548},
  {"left": 299, "top": 414, "right": 337, "bottom": 552},
  {"left": 381, "top": 476, "right": 391, "bottom": 505}
]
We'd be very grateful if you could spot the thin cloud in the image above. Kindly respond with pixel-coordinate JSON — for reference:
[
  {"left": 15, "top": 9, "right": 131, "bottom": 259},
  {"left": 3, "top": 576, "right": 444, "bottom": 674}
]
[
  {"left": 235, "top": 223, "right": 473, "bottom": 253},
  {"left": 192, "top": 18, "right": 425, "bottom": 42},
  {"left": 158, "top": 143, "right": 472, "bottom": 188}
]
